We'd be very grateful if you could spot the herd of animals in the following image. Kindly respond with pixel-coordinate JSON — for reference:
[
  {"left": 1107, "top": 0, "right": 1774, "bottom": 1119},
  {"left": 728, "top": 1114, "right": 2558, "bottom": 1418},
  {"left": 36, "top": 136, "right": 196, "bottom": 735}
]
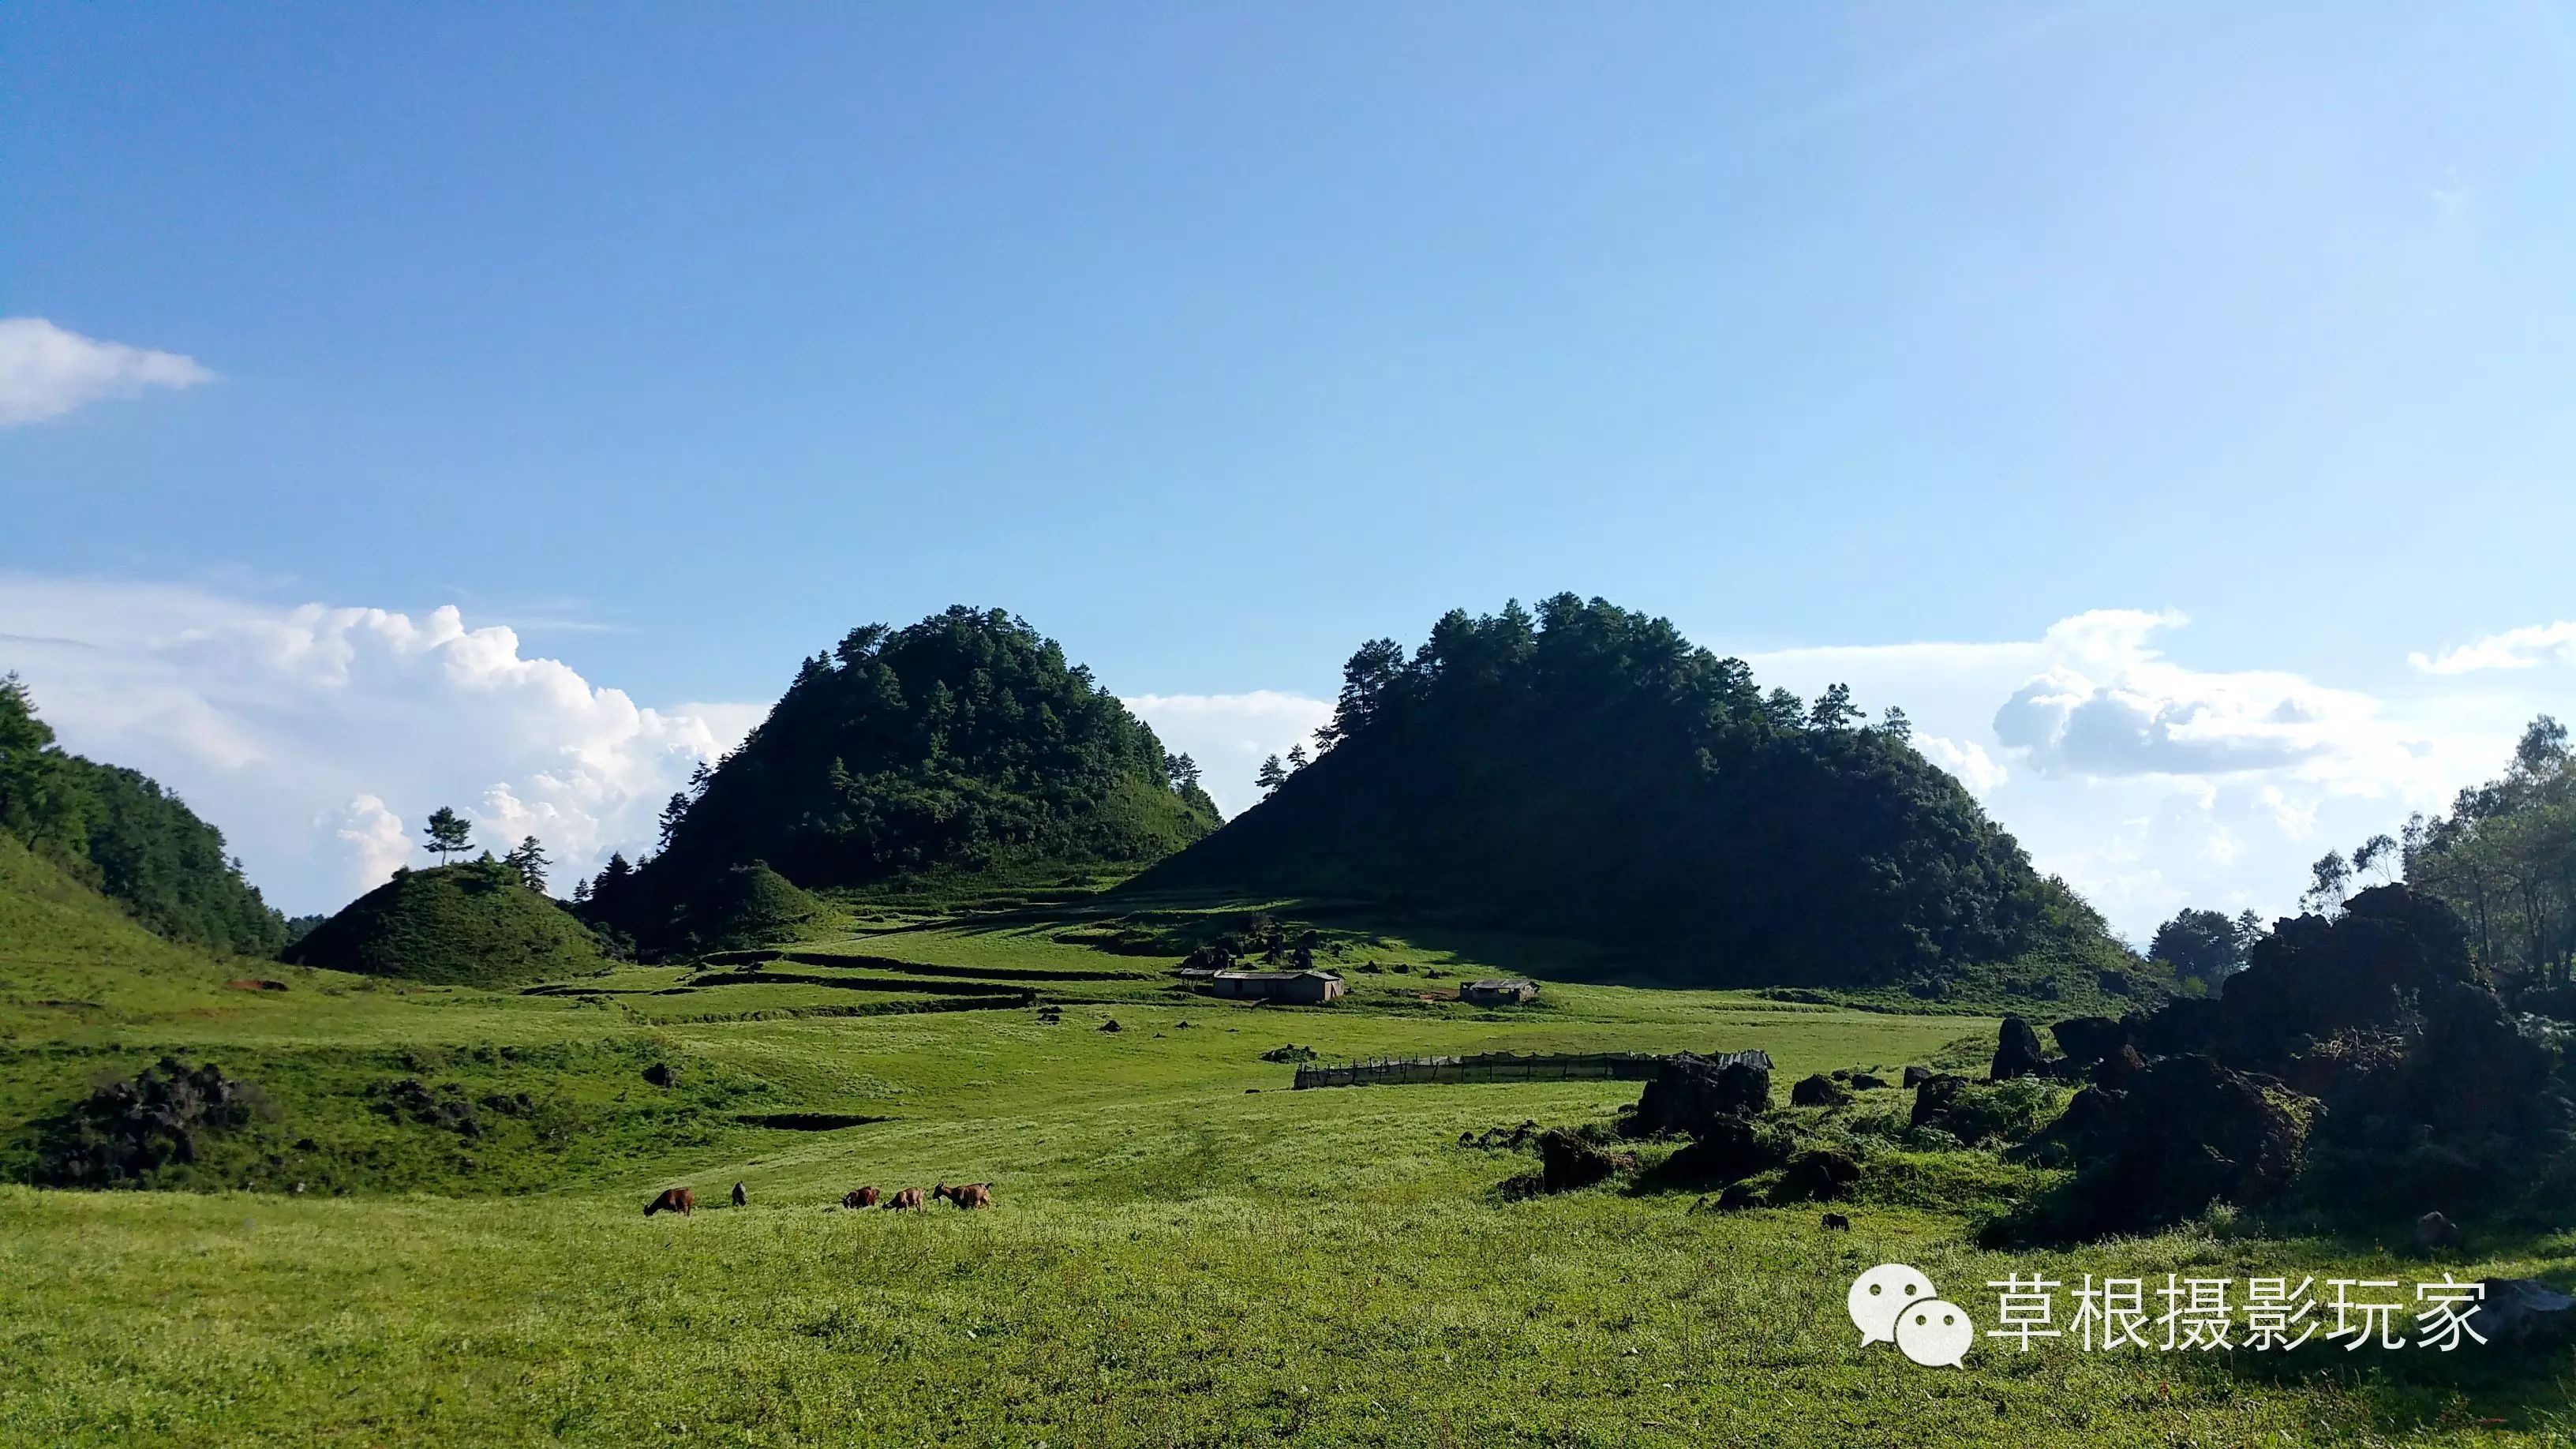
[{"left": 642, "top": 1181, "right": 994, "bottom": 1217}]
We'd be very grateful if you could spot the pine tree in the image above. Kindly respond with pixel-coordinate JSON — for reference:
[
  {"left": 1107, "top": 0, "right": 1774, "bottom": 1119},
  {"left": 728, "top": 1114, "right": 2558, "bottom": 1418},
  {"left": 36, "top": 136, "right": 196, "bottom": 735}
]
[
  {"left": 657, "top": 792, "right": 690, "bottom": 852},
  {"left": 504, "top": 835, "right": 551, "bottom": 893},
  {"left": 1286, "top": 743, "right": 1309, "bottom": 772},
  {"left": 1256, "top": 754, "right": 1287, "bottom": 793},
  {"left": 423, "top": 807, "right": 473, "bottom": 867}
]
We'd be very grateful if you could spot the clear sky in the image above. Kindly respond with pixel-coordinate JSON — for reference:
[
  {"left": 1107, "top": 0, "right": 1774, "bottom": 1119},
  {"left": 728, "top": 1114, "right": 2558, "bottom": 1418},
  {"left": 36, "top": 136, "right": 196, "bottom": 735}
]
[{"left": 5, "top": 3, "right": 2573, "bottom": 930}]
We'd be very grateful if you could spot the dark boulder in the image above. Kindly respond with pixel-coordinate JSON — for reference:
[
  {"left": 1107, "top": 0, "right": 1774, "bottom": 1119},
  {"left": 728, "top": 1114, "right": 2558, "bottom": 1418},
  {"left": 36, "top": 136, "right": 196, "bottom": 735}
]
[
  {"left": 1717, "top": 1181, "right": 1764, "bottom": 1211},
  {"left": 1911, "top": 1073, "right": 1970, "bottom": 1129},
  {"left": 1849, "top": 1073, "right": 1889, "bottom": 1091},
  {"left": 1533, "top": 1128, "right": 1635, "bottom": 1193},
  {"left": 2040, "top": 1055, "right": 2308, "bottom": 1237},
  {"left": 1659, "top": 1114, "right": 1795, "bottom": 1184},
  {"left": 1791, "top": 1073, "right": 1852, "bottom": 1108},
  {"left": 1776, "top": 1149, "right": 1862, "bottom": 1202},
  {"left": 1622, "top": 1053, "right": 1770, "bottom": 1138},
  {"left": 1990, "top": 1016, "right": 2047, "bottom": 1081},
  {"left": 642, "top": 1062, "right": 678, "bottom": 1088},
  {"left": 2050, "top": 1016, "right": 2127, "bottom": 1066},
  {"left": 1901, "top": 1065, "right": 1933, "bottom": 1088},
  {"left": 2463, "top": 1279, "right": 2575, "bottom": 1349},
  {"left": 2413, "top": 1211, "right": 2462, "bottom": 1255},
  {"left": 2090, "top": 1044, "right": 2146, "bottom": 1091}
]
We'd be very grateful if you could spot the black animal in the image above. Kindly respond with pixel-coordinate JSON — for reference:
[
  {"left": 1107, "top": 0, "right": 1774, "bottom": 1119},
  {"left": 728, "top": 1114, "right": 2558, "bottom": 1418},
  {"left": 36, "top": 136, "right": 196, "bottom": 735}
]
[
  {"left": 731, "top": 1181, "right": 747, "bottom": 1208},
  {"left": 1820, "top": 1211, "right": 1851, "bottom": 1231}
]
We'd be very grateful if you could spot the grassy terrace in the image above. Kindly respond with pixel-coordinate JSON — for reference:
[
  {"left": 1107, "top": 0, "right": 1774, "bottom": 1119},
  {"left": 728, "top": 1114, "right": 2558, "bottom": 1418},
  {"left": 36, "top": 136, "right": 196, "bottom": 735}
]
[{"left": 3, "top": 866, "right": 2571, "bottom": 1444}]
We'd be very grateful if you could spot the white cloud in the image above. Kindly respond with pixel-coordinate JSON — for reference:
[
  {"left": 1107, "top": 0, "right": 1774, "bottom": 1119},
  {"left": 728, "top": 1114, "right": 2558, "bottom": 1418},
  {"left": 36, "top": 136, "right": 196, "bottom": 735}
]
[
  {"left": 1739, "top": 608, "right": 2530, "bottom": 940},
  {"left": 1917, "top": 734, "right": 2007, "bottom": 795},
  {"left": 0, "top": 575, "right": 758, "bottom": 912},
  {"left": 0, "top": 317, "right": 214, "bottom": 426},
  {"left": 2409, "top": 621, "right": 2576, "bottom": 675},
  {"left": 1123, "top": 690, "right": 1333, "bottom": 817}
]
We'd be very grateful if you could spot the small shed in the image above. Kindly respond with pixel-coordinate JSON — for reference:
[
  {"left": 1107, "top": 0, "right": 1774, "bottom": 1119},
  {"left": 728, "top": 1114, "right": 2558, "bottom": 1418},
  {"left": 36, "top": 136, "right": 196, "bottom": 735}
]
[
  {"left": 1460, "top": 978, "right": 1540, "bottom": 1006},
  {"left": 1210, "top": 968, "right": 1346, "bottom": 1004}
]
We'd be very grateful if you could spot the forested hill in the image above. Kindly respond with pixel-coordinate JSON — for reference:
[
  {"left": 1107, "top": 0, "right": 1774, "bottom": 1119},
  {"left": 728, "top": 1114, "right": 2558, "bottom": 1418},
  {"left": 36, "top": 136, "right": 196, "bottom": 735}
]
[
  {"left": 596, "top": 608, "right": 1218, "bottom": 940},
  {"left": 0, "top": 674, "right": 287, "bottom": 957},
  {"left": 1134, "top": 595, "right": 2118, "bottom": 989}
]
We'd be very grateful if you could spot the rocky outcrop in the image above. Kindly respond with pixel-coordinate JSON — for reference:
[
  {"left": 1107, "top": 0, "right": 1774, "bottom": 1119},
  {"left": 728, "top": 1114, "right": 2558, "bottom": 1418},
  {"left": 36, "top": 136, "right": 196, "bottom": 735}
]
[
  {"left": 1790, "top": 1073, "right": 1852, "bottom": 1108},
  {"left": 1990, "top": 1016, "right": 2048, "bottom": 1081},
  {"left": 1622, "top": 1052, "right": 1770, "bottom": 1138}
]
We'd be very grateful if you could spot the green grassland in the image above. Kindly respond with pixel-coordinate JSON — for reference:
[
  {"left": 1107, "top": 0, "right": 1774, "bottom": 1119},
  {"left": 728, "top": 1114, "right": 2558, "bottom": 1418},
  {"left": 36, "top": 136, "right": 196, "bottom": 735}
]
[{"left": 3, "top": 852, "right": 2572, "bottom": 1444}]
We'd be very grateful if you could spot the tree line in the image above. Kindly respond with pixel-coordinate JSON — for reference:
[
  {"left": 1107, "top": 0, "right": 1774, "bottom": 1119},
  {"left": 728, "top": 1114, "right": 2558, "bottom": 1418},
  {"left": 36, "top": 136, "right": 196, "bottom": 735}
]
[{"left": 0, "top": 674, "right": 289, "bottom": 957}]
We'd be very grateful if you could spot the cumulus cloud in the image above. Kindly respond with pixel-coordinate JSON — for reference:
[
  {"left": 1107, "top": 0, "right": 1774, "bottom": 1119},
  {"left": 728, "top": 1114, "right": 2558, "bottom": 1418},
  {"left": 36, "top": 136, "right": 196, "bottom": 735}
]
[
  {"left": 0, "top": 575, "right": 758, "bottom": 912},
  {"left": 1918, "top": 735, "right": 2007, "bottom": 795},
  {"left": 1740, "top": 607, "right": 2529, "bottom": 940},
  {"left": 2409, "top": 621, "right": 2576, "bottom": 675},
  {"left": 1988, "top": 610, "right": 2421, "bottom": 786},
  {"left": 1123, "top": 690, "right": 1333, "bottom": 817},
  {"left": 0, "top": 317, "right": 214, "bottom": 426}
]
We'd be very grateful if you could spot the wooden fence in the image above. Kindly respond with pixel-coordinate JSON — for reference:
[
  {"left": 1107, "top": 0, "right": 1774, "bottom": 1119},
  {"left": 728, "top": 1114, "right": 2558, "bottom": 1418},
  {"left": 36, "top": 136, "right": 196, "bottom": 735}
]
[{"left": 1291, "top": 1047, "right": 1772, "bottom": 1091}]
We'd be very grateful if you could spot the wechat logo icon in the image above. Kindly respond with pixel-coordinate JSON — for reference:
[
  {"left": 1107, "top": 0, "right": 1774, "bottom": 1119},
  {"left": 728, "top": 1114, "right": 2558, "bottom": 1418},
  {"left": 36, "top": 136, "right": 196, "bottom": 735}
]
[{"left": 1848, "top": 1263, "right": 1974, "bottom": 1368}]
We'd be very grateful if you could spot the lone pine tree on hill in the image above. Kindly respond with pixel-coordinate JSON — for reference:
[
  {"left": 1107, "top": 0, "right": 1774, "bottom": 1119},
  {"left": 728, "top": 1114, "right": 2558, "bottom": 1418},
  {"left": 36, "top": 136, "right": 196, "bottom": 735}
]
[{"left": 422, "top": 807, "right": 474, "bottom": 867}]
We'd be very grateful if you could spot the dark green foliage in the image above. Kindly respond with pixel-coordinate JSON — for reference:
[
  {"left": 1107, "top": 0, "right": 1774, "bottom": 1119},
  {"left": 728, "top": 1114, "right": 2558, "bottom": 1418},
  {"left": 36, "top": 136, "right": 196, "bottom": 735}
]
[
  {"left": 283, "top": 858, "right": 614, "bottom": 987},
  {"left": 1138, "top": 595, "right": 2115, "bottom": 987},
  {"left": 662, "top": 861, "right": 826, "bottom": 953},
  {"left": 2147, "top": 906, "right": 2260, "bottom": 991},
  {"left": 606, "top": 608, "right": 1217, "bottom": 934},
  {"left": 0, "top": 676, "right": 286, "bottom": 956},
  {"left": 2406, "top": 714, "right": 2576, "bottom": 993},
  {"left": 421, "top": 807, "right": 474, "bottom": 867},
  {"left": 28, "top": 1056, "right": 270, "bottom": 1189}
]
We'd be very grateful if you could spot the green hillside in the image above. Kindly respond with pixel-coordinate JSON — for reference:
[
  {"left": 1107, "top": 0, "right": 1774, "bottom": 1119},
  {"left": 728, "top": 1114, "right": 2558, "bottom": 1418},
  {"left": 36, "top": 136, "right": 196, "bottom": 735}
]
[
  {"left": 0, "top": 676, "right": 286, "bottom": 957},
  {"left": 662, "top": 860, "right": 836, "bottom": 953},
  {"left": 1137, "top": 595, "right": 2138, "bottom": 990},
  {"left": 283, "top": 858, "right": 615, "bottom": 986},
  {"left": 595, "top": 607, "right": 1219, "bottom": 943}
]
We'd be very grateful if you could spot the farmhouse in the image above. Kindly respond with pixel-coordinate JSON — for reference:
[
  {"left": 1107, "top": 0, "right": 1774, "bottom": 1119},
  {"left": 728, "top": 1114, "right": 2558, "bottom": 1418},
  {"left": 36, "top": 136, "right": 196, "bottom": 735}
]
[
  {"left": 1208, "top": 968, "right": 1346, "bottom": 1004},
  {"left": 1460, "top": 978, "right": 1539, "bottom": 1005}
]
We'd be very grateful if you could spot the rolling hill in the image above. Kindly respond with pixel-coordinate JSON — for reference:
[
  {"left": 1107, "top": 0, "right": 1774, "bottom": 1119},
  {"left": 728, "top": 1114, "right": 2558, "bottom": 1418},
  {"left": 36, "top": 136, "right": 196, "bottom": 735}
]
[{"left": 1135, "top": 594, "right": 2135, "bottom": 990}]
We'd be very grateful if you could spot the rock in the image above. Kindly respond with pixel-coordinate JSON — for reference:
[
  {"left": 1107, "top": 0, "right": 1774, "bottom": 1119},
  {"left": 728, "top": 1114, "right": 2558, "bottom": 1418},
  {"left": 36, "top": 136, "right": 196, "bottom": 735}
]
[
  {"left": 1668, "top": 1114, "right": 1793, "bottom": 1182},
  {"left": 1990, "top": 1016, "right": 2048, "bottom": 1081},
  {"left": 1622, "top": 1053, "right": 1771, "bottom": 1138},
  {"left": 2050, "top": 1016, "right": 2128, "bottom": 1066},
  {"left": 2097, "top": 970, "right": 2133, "bottom": 996},
  {"left": 1099, "top": 1018, "right": 1122, "bottom": 1032},
  {"left": 2091, "top": 1044, "right": 2146, "bottom": 1091},
  {"left": 2413, "top": 1211, "right": 2462, "bottom": 1255},
  {"left": 1777, "top": 1149, "right": 1862, "bottom": 1202},
  {"left": 1901, "top": 1065, "right": 1933, "bottom": 1088},
  {"left": 1534, "top": 1129, "right": 1635, "bottom": 1193},
  {"left": 2041, "top": 1055, "right": 2308, "bottom": 1237},
  {"left": 1910, "top": 1073, "right": 1970, "bottom": 1129},
  {"left": 2462, "top": 1279, "right": 2576, "bottom": 1348},
  {"left": 1848, "top": 1073, "right": 1889, "bottom": 1091},
  {"left": 641, "top": 1063, "right": 677, "bottom": 1088},
  {"left": 1717, "top": 1181, "right": 1763, "bottom": 1211},
  {"left": 1790, "top": 1073, "right": 1852, "bottom": 1108},
  {"left": 2047, "top": 1055, "right": 2088, "bottom": 1083}
]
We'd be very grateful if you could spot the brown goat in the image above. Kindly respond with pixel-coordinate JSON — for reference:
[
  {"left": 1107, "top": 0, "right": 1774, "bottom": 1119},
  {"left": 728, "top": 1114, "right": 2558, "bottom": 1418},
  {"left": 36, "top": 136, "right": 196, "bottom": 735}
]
[
  {"left": 883, "top": 1186, "right": 925, "bottom": 1211},
  {"left": 934, "top": 1182, "right": 994, "bottom": 1210},
  {"left": 843, "top": 1186, "right": 881, "bottom": 1209},
  {"left": 645, "top": 1187, "right": 695, "bottom": 1217}
]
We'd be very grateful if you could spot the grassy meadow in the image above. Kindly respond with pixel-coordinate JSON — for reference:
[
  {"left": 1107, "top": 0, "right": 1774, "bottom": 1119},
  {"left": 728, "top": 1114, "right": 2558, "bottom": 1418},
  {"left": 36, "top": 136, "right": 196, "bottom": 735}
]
[{"left": 3, "top": 855, "right": 2572, "bottom": 1444}]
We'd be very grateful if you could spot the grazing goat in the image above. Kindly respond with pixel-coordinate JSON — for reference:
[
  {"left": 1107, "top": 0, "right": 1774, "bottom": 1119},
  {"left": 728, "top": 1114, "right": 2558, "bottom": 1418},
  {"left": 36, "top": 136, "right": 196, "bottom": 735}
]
[
  {"left": 1820, "top": 1211, "right": 1851, "bottom": 1231},
  {"left": 645, "top": 1187, "right": 696, "bottom": 1217},
  {"left": 843, "top": 1186, "right": 881, "bottom": 1209},
  {"left": 934, "top": 1181, "right": 994, "bottom": 1210},
  {"left": 732, "top": 1181, "right": 747, "bottom": 1208},
  {"left": 883, "top": 1186, "right": 926, "bottom": 1211}
]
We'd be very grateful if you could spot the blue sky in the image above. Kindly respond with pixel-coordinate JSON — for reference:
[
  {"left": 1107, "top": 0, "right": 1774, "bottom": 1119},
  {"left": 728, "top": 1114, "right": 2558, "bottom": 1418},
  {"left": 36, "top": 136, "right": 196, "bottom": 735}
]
[{"left": 5, "top": 3, "right": 2574, "bottom": 927}]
